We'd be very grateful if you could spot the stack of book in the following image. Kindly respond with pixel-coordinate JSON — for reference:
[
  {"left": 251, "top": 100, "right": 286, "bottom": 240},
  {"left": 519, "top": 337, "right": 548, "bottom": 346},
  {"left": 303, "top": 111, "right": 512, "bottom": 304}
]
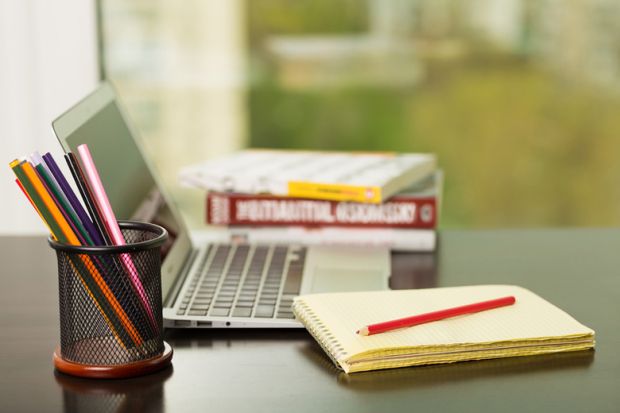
[{"left": 179, "top": 150, "right": 441, "bottom": 251}]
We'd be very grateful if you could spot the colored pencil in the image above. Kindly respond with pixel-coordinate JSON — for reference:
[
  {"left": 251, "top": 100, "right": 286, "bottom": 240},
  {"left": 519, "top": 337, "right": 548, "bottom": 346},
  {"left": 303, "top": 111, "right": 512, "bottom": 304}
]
[
  {"left": 42, "top": 152, "right": 103, "bottom": 246},
  {"left": 11, "top": 160, "right": 67, "bottom": 240},
  {"left": 12, "top": 160, "right": 134, "bottom": 344},
  {"left": 357, "top": 296, "right": 517, "bottom": 336},
  {"left": 11, "top": 160, "right": 130, "bottom": 347},
  {"left": 35, "top": 157, "right": 134, "bottom": 305},
  {"left": 77, "top": 144, "right": 159, "bottom": 333},
  {"left": 10, "top": 160, "right": 144, "bottom": 348},
  {"left": 30, "top": 151, "right": 78, "bottom": 222},
  {"left": 65, "top": 153, "right": 111, "bottom": 245},
  {"left": 58, "top": 154, "right": 156, "bottom": 337},
  {"left": 33, "top": 161, "right": 90, "bottom": 245}
]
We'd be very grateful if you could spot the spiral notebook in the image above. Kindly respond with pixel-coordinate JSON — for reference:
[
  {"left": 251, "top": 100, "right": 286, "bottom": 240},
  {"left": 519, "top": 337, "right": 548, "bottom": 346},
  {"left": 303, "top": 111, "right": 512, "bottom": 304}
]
[{"left": 292, "top": 285, "right": 595, "bottom": 374}]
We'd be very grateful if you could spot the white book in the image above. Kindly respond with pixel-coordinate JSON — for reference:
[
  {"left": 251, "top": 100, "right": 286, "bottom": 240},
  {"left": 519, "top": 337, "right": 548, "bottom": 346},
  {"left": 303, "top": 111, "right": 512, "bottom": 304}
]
[
  {"left": 179, "top": 150, "right": 436, "bottom": 204},
  {"left": 226, "top": 226, "right": 436, "bottom": 252}
]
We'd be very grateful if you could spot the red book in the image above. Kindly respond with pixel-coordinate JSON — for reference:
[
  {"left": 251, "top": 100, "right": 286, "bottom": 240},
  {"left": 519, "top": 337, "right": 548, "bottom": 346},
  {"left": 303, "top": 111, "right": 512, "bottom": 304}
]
[{"left": 207, "top": 172, "right": 441, "bottom": 229}]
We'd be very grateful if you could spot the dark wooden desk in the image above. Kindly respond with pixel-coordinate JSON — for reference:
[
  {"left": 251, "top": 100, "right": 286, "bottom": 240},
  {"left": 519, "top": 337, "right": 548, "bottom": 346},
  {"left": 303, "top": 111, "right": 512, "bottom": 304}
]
[{"left": 2, "top": 229, "right": 619, "bottom": 412}]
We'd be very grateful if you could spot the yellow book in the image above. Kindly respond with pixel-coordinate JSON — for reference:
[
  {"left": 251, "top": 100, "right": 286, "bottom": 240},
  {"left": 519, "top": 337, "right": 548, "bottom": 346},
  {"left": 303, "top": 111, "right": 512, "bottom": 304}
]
[
  {"left": 292, "top": 285, "right": 595, "bottom": 374},
  {"left": 179, "top": 150, "right": 437, "bottom": 204}
]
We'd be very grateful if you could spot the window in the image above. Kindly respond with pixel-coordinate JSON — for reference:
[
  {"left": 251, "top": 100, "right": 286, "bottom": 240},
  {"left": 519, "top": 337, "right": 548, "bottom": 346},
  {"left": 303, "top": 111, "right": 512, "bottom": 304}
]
[{"left": 100, "top": 0, "right": 620, "bottom": 228}]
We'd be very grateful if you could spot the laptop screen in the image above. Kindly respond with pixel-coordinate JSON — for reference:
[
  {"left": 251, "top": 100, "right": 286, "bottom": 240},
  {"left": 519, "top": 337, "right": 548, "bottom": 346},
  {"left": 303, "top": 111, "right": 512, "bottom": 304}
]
[{"left": 52, "top": 84, "right": 193, "bottom": 302}]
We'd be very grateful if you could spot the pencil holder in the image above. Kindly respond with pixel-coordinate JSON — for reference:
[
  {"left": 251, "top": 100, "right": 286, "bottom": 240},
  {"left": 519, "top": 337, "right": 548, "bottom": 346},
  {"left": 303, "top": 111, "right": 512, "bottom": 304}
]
[{"left": 49, "top": 221, "right": 173, "bottom": 379}]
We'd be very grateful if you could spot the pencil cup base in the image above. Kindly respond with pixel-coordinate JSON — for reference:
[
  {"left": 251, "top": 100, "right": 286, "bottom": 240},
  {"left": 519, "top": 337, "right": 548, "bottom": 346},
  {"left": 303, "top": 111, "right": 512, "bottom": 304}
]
[{"left": 53, "top": 341, "right": 173, "bottom": 379}]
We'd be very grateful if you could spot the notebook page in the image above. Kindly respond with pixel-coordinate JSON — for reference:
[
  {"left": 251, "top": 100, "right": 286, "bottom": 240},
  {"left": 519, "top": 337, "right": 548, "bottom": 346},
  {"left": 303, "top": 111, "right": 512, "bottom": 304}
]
[{"left": 294, "top": 285, "right": 594, "bottom": 363}]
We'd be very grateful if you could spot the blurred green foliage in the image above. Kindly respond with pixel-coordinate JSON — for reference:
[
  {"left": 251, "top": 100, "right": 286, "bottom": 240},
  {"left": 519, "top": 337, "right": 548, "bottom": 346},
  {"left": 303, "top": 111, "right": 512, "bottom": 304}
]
[
  {"left": 248, "top": 0, "right": 368, "bottom": 40},
  {"left": 248, "top": 42, "right": 620, "bottom": 228},
  {"left": 101, "top": 0, "right": 620, "bottom": 228}
]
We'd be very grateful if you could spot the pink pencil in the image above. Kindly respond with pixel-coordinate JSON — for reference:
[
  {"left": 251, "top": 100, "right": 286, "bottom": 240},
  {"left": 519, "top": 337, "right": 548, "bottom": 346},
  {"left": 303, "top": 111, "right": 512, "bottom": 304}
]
[
  {"left": 77, "top": 144, "right": 159, "bottom": 333},
  {"left": 357, "top": 296, "right": 516, "bottom": 336}
]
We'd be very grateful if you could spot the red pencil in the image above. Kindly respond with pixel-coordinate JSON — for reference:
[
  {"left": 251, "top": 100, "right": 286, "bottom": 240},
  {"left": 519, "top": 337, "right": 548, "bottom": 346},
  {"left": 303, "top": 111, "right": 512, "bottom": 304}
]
[{"left": 357, "top": 295, "right": 516, "bottom": 336}]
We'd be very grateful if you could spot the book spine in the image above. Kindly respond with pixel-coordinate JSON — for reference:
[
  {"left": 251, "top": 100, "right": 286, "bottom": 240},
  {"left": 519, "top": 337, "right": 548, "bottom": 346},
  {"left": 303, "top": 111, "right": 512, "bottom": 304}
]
[{"left": 207, "top": 192, "right": 437, "bottom": 229}]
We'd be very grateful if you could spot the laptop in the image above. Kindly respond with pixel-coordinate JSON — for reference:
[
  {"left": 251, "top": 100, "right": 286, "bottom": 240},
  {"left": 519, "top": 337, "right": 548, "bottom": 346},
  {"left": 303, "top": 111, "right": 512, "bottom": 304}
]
[{"left": 52, "top": 82, "right": 392, "bottom": 328}]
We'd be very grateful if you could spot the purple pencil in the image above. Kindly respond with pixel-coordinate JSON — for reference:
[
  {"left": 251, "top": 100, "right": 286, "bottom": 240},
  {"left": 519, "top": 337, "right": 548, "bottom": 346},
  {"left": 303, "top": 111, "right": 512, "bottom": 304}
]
[{"left": 42, "top": 152, "right": 104, "bottom": 246}]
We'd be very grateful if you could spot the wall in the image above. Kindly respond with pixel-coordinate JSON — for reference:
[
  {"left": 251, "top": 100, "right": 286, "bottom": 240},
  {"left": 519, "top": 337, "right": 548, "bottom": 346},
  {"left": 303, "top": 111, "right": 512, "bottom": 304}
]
[{"left": 0, "top": 0, "right": 98, "bottom": 234}]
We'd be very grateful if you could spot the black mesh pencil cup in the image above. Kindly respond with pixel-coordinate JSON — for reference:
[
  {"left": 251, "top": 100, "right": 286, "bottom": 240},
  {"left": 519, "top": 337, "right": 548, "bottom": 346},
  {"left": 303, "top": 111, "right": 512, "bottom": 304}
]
[{"left": 49, "top": 221, "right": 173, "bottom": 379}]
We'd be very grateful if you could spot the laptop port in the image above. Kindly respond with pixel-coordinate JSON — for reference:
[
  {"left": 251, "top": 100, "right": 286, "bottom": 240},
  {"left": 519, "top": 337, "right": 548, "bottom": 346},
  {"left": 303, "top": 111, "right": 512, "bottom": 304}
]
[{"left": 174, "top": 320, "right": 193, "bottom": 327}]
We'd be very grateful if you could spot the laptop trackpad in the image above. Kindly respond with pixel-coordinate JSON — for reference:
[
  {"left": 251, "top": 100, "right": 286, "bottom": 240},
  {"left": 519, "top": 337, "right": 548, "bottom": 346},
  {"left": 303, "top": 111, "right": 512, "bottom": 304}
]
[{"left": 310, "top": 268, "right": 387, "bottom": 293}]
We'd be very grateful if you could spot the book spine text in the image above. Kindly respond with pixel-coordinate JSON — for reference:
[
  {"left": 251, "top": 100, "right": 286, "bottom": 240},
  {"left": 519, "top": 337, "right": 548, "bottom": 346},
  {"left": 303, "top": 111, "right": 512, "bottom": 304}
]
[{"left": 207, "top": 193, "right": 437, "bottom": 229}]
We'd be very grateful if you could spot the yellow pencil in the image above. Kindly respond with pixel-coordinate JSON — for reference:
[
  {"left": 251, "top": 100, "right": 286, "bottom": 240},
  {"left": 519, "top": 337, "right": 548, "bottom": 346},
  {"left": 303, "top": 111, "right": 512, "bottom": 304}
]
[
  {"left": 16, "top": 161, "right": 144, "bottom": 347},
  {"left": 11, "top": 159, "right": 129, "bottom": 348}
]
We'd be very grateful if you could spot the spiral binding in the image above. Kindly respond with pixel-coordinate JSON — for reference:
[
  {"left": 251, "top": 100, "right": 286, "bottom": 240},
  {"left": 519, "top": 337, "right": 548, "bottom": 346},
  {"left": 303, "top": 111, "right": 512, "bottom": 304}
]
[{"left": 292, "top": 299, "right": 349, "bottom": 369}]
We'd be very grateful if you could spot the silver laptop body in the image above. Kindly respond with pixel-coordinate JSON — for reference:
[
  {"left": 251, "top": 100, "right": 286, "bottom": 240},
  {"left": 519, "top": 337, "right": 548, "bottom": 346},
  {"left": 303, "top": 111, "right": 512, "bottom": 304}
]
[{"left": 52, "top": 83, "right": 391, "bottom": 328}]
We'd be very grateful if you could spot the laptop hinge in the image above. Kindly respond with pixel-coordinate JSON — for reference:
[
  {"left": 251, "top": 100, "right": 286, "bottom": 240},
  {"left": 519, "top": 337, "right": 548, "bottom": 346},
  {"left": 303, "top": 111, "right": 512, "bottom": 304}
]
[{"left": 164, "top": 249, "right": 197, "bottom": 308}]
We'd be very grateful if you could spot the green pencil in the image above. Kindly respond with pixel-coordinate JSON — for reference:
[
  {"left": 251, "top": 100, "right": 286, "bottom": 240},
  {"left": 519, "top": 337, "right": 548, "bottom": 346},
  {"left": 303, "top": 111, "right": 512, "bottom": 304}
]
[
  {"left": 10, "top": 159, "right": 135, "bottom": 349},
  {"left": 34, "top": 162, "right": 94, "bottom": 245}
]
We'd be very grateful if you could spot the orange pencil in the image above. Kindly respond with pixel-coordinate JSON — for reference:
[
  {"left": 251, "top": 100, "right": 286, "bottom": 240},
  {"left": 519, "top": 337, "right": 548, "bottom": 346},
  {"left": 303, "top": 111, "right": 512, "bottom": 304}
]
[
  {"left": 11, "top": 160, "right": 129, "bottom": 348},
  {"left": 14, "top": 160, "right": 144, "bottom": 347}
]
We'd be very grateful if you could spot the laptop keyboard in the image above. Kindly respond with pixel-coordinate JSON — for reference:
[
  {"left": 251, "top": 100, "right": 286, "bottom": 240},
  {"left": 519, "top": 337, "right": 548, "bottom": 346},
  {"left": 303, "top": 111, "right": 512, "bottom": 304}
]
[{"left": 176, "top": 244, "right": 306, "bottom": 319}]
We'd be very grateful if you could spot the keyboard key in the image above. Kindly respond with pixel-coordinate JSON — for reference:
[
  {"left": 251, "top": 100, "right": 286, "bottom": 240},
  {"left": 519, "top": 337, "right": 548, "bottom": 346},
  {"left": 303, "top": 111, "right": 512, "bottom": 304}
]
[
  {"left": 193, "top": 294, "right": 212, "bottom": 300},
  {"left": 232, "top": 307, "right": 252, "bottom": 317},
  {"left": 242, "top": 286, "right": 259, "bottom": 292},
  {"left": 237, "top": 301, "right": 254, "bottom": 308},
  {"left": 255, "top": 305, "right": 275, "bottom": 318},
  {"left": 279, "top": 303, "right": 293, "bottom": 312},
  {"left": 210, "top": 308, "right": 230, "bottom": 317},
  {"left": 223, "top": 279, "right": 240, "bottom": 284},
  {"left": 188, "top": 309, "right": 207, "bottom": 316},
  {"left": 276, "top": 312, "right": 296, "bottom": 319}
]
